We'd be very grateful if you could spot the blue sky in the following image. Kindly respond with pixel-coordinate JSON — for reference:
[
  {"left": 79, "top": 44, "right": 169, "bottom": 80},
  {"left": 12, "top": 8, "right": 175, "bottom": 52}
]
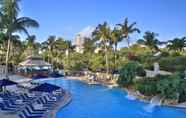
[{"left": 20, "top": 0, "right": 186, "bottom": 44}]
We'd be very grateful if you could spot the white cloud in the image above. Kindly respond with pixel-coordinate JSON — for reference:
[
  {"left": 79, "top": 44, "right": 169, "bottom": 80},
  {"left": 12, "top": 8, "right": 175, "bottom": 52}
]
[{"left": 78, "top": 26, "right": 95, "bottom": 38}]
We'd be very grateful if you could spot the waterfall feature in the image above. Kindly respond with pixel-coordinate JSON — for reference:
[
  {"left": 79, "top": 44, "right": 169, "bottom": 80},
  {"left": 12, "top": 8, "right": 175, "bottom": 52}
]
[
  {"left": 125, "top": 92, "right": 136, "bottom": 100},
  {"left": 144, "top": 95, "right": 162, "bottom": 113},
  {"left": 150, "top": 95, "right": 162, "bottom": 106}
]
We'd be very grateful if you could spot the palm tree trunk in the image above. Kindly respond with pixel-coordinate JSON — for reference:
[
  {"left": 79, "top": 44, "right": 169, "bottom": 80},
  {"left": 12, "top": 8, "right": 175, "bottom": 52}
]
[
  {"left": 67, "top": 50, "right": 70, "bottom": 70},
  {"left": 114, "top": 43, "right": 117, "bottom": 72},
  {"left": 127, "top": 36, "right": 130, "bottom": 47},
  {"left": 5, "top": 34, "right": 11, "bottom": 79},
  {"left": 105, "top": 44, "right": 109, "bottom": 75}
]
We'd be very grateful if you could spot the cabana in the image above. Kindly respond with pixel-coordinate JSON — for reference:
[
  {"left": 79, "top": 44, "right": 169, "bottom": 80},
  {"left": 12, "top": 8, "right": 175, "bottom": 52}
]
[{"left": 17, "top": 55, "right": 53, "bottom": 78}]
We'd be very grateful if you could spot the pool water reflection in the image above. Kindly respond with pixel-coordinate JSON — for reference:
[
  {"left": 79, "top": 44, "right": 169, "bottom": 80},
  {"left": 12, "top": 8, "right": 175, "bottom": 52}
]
[{"left": 44, "top": 78, "right": 186, "bottom": 118}]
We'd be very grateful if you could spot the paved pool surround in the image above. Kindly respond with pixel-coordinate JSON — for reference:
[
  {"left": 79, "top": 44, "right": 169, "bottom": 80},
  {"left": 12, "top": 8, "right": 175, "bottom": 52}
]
[{"left": 46, "top": 91, "right": 72, "bottom": 118}]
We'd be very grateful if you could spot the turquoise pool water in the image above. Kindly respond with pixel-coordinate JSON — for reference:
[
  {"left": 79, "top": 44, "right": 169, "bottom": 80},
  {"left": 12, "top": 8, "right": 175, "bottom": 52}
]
[{"left": 45, "top": 78, "right": 186, "bottom": 118}]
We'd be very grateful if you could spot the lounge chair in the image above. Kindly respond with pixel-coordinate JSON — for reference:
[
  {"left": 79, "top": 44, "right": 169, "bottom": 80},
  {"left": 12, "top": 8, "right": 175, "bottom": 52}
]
[
  {"left": 19, "top": 110, "right": 43, "bottom": 118},
  {"left": 27, "top": 104, "right": 46, "bottom": 112},
  {"left": 25, "top": 107, "right": 44, "bottom": 115},
  {"left": 0, "top": 102, "right": 18, "bottom": 112}
]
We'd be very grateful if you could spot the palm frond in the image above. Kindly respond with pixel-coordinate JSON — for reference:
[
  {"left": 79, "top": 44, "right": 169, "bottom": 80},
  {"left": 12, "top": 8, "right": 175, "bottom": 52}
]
[
  {"left": 16, "top": 17, "right": 39, "bottom": 28},
  {"left": 137, "top": 39, "right": 145, "bottom": 44}
]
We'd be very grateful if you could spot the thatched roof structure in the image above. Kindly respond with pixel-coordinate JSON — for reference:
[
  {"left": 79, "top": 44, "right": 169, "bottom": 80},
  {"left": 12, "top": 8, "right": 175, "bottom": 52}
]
[{"left": 19, "top": 55, "right": 51, "bottom": 67}]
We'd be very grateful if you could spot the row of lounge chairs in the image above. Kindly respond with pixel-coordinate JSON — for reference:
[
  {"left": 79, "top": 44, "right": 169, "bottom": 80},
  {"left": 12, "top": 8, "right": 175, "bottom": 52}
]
[{"left": 0, "top": 90, "right": 64, "bottom": 118}]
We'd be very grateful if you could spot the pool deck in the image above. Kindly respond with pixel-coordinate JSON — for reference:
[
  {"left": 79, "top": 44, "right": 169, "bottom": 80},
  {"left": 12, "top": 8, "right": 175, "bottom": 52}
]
[
  {"left": 0, "top": 75, "right": 72, "bottom": 118},
  {"left": 45, "top": 90, "right": 72, "bottom": 118}
]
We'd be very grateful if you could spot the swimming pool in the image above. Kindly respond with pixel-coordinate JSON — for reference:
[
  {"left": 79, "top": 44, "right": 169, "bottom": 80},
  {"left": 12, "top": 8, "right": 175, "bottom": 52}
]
[{"left": 45, "top": 78, "right": 186, "bottom": 118}]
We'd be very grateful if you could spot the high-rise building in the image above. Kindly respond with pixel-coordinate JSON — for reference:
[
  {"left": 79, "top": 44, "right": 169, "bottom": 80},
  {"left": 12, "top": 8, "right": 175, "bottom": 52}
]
[{"left": 74, "top": 34, "right": 84, "bottom": 53}]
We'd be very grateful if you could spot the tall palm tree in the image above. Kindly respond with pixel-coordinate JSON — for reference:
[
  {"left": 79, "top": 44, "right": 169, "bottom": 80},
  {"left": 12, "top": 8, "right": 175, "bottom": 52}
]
[
  {"left": 42, "top": 36, "right": 56, "bottom": 64},
  {"left": 167, "top": 37, "right": 186, "bottom": 52},
  {"left": 110, "top": 27, "right": 123, "bottom": 71},
  {"left": 0, "top": 0, "right": 39, "bottom": 79},
  {"left": 26, "top": 35, "right": 36, "bottom": 49},
  {"left": 117, "top": 18, "right": 140, "bottom": 47},
  {"left": 92, "top": 22, "right": 111, "bottom": 74},
  {"left": 137, "top": 31, "right": 160, "bottom": 52},
  {"left": 25, "top": 35, "right": 41, "bottom": 56}
]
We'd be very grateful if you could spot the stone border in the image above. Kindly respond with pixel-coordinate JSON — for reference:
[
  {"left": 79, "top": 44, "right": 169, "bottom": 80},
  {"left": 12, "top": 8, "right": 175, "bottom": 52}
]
[{"left": 45, "top": 91, "right": 72, "bottom": 118}]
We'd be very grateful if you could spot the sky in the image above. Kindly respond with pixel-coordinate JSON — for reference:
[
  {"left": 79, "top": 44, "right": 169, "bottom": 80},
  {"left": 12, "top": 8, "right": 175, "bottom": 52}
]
[{"left": 19, "top": 0, "right": 186, "bottom": 45}]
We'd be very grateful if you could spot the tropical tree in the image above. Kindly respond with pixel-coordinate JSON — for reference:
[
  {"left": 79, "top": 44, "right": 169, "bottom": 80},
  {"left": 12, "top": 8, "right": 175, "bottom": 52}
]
[
  {"left": 9, "top": 36, "right": 24, "bottom": 65},
  {"left": 137, "top": 31, "right": 160, "bottom": 52},
  {"left": 167, "top": 37, "right": 186, "bottom": 52},
  {"left": 42, "top": 36, "right": 56, "bottom": 64},
  {"left": 41, "top": 36, "right": 72, "bottom": 69},
  {"left": 92, "top": 22, "right": 111, "bottom": 74},
  {"left": 110, "top": 27, "right": 123, "bottom": 71},
  {"left": 117, "top": 18, "right": 140, "bottom": 47},
  {"left": 0, "top": 0, "right": 39, "bottom": 78},
  {"left": 83, "top": 37, "right": 96, "bottom": 53},
  {"left": 53, "top": 37, "right": 72, "bottom": 68},
  {"left": 26, "top": 35, "right": 37, "bottom": 49}
]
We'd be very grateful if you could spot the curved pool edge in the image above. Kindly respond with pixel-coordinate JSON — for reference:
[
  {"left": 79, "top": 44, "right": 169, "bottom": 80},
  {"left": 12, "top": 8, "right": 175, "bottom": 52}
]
[
  {"left": 45, "top": 90, "right": 72, "bottom": 118},
  {"left": 67, "top": 77, "right": 186, "bottom": 110}
]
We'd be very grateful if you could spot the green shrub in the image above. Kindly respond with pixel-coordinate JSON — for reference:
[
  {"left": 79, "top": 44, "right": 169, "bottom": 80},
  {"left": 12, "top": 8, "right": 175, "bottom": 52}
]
[
  {"left": 157, "top": 75, "right": 180, "bottom": 100},
  {"left": 178, "top": 79, "right": 186, "bottom": 103},
  {"left": 117, "top": 61, "right": 142, "bottom": 87},
  {"left": 136, "top": 66, "right": 146, "bottom": 77},
  {"left": 135, "top": 78, "right": 159, "bottom": 96},
  {"left": 158, "top": 56, "right": 186, "bottom": 72},
  {"left": 136, "top": 72, "right": 186, "bottom": 102},
  {"left": 160, "top": 51, "right": 170, "bottom": 57}
]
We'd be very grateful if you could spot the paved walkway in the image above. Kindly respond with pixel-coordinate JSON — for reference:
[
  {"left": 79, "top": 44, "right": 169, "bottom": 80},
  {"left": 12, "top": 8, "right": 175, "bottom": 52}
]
[
  {"left": 46, "top": 91, "right": 72, "bottom": 118},
  {"left": 145, "top": 70, "right": 172, "bottom": 78}
]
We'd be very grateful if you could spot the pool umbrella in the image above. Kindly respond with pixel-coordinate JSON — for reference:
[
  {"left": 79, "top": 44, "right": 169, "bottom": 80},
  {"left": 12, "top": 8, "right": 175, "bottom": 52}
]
[
  {"left": 0, "top": 79, "right": 17, "bottom": 87},
  {"left": 30, "top": 83, "right": 61, "bottom": 93}
]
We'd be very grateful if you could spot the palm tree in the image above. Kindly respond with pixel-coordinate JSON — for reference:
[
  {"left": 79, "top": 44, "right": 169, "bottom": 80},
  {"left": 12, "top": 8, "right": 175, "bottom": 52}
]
[
  {"left": 25, "top": 35, "right": 42, "bottom": 57},
  {"left": 137, "top": 31, "right": 160, "bottom": 53},
  {"left": 10, "top": 36, "right": 24, "bottom": 65},
  {"left": 117, "top": 18, "right": 140, "bottom": 47},
  {"left": 92, "top": 22, "right": 111, "bottom": 74},
  {"left": 167, "top": 37, "right": 186, "bottom": 52},
  {"left": 0, "top": 0, "right": 39, "bottom": 79},
  {"left": 42, "top": 36, "right": 56, "bottom": 64},
  {"left": 110, "top": 27, "right": 123, "bottom": 71},
  {"left": 26, "top": 35, "right": 36, "bottom": 49},
  {"left": 83, "top": 37, "right": 96, "bottom": 53}
]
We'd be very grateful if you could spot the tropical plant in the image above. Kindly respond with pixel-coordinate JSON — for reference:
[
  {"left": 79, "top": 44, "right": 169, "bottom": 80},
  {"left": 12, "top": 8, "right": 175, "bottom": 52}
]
[
  {"left": 137, "top": 31, "right": 160, "bottom": 52},
  {"left": 41, "top": 36, "right": 56, "bottom": 64},
  {"left": 110, "top": 27, "right": 123, "bottom": 71},
  {"left": 158, "top": 56, "right": 186, "bottom": 72},
  {"left": 26, "top": 35, "right": 37, "bottom": 49},
  {"left": 135, "top": 78, "right": 159, "bottom": 96},
  {"left": 83, "top": 37, "right": 96, "bottom": 53},
  {"left": 117, "top": 18, "right": 140, "bottom": 47},
  {"left": 167, "top": 37, "right": 186, "bottom": 52},
  {"left": 62, "top": 52, "right": 87, "bottom": 71},
  {"left": 0, "top": 0, "right": 39, "bottom": 78},
  {"left": 117, "top": 61, "right": 141, "bottom": 87},
  {"left": 92, "top": 22, "right": 111, "bottom": 74},
  {"left": 157, "top": 75, "right": 180, "bottom": 100}
]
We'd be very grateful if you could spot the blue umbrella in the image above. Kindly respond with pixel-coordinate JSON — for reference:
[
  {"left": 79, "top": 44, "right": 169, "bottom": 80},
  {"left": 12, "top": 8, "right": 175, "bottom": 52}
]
[
  {"left": 30, "top": 83, "right": 61, "bottom": 93},
  {"left": 0, "top": 79, "right": 17, "bottom": 87}
]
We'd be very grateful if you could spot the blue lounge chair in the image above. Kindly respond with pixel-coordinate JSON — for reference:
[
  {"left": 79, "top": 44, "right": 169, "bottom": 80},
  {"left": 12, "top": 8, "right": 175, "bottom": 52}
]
[
  {"left": 25, "top": 107, "right": 44, "bottom": 115},
  {"left": 19, "top": 110, "right": 43, "bottom": 118},
  {"left": 26, "top": 106, "right": 45, "bottom": 114},
  {"left": 27, "top": 104, "right": 46, "bottom": 112},
  {"left": 0, "top": 102, "right": 18, "bottom": 112}
]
